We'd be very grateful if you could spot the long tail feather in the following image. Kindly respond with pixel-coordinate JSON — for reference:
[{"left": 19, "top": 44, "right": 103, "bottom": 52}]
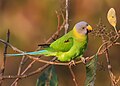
[{"left": 6, "top": 50, "right": 47, "bottom": 57}]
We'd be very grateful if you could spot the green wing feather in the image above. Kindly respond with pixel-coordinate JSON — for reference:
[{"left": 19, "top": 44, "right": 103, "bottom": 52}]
[{"left": 50, "top": 31, "right": 73, "bottom": 52}]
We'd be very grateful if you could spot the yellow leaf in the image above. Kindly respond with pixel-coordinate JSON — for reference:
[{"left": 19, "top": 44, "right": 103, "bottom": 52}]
[{"left": 107, "top": 8, "right": 117, "bottom": 28}]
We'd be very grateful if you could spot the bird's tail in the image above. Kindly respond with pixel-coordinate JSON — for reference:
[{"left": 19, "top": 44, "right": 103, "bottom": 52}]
[{"left": 6, "top": 50, "right": 48, "bottom": 57}]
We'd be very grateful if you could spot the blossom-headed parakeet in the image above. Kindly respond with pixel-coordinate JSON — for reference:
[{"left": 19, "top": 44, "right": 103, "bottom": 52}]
[{"left": 6, "top": 21, "right": 92, "bottom": 62}]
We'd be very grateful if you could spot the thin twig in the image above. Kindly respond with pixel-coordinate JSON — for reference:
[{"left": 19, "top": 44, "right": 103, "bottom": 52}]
[
  {"left": 1, "top": 57, "right": 56, "bottom": 80},
  {"left": 65, "top": 0, "right": 69, "bottom": 34},
  {"left": 101, "top": 36, "right": 115, "bottom": 86},
  {"left": 46, "top": 18, "right": 65, "bottom": 43},
  {"left": 14, "top": 56, "right": 25, "bottom": 86},
  {"left": 10, "top": 60, "right": 36, "bottom": 86},
  {"left": 0, "top": 39, "right": 24, "bottom": 53},
  {"left": 69, "top": 65, "right": 78, "bottom": 86},
  {"left": 115, "top": 42, "right": 120, "bottom": 45},
  {"left": 56, "top": 11, "right": 61, "bottom": 36},
  {"left": 105, "top": 48, "right": 117, "bottom": 86},
  {"left": 0, "top": 30, "right": 10, "bottom": 85}
]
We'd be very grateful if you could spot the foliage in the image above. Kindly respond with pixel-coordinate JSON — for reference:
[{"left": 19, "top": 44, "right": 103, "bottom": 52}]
[
  {"left": 36, "top": 65, "right": 58, "bottom": 86},
  {"left": 85, "top": 55, "right": 98, "bottom": 86}
]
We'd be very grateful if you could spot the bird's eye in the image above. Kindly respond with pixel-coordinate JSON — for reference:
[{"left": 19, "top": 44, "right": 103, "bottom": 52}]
[
  {"left": 82, "top": 27, "right": 85, "bottom": 29},
  {"left": 86, "top": 24, "right": 88, "bottom": 26}
]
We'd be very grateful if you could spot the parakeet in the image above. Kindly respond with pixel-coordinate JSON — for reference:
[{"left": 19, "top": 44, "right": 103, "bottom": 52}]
[{"left": 6, "top": 21, "right": 92, "bottom": 62}]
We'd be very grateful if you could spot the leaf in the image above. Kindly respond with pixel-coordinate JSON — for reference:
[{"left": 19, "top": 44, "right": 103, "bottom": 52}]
[
  {"left": 85, "top": 55, "right": 98, "bottom": 86},
  {"left": 107, "top": 8, "right": 117, "bottom": 28},
  {"left": 36, "top": 65, "right": 58, "bottom": 86}
]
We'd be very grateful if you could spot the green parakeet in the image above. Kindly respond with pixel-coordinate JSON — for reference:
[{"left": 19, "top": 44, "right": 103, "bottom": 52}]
[{"left": 6, "top": 21, "right": 92, "bottom": 62}]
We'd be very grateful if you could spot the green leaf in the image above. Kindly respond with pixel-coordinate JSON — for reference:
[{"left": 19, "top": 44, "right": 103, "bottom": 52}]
[
  {"left": 36, "top": 65, "right": 58, "bottom": 86},
  {"left": 85, "top": 55, "right": 98, "bottom": 86}
]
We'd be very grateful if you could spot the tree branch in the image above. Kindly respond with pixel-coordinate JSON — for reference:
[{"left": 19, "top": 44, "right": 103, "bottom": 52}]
[
  {"left": 69, "top": 65, "right": 78, "bottom": 86},
  {"left": 0, "top": 30, "right": 10, "bottom": 85},
  {"left": 1, "top": 57, "right": 56, "bottom": 80},
  {"left": 14, "top": 56, "right": 26, "bottom": 86},
  {"left": 65, "top": 0, "right": 69, "bottom": 34}
]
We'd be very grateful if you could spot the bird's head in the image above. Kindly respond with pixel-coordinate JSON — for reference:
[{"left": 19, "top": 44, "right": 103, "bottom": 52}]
[{"left": 74, "top": 21, "right": 93, "bottom": 35}]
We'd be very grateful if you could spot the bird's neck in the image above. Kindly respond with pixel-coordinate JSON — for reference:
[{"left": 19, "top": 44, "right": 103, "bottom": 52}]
[{"left": 73, "top": 27, "right": 88, "bottom": 41}]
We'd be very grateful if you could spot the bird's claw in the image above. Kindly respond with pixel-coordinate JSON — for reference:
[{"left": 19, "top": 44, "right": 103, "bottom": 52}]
[
  {"left": 69, "top": 60, "right": 76, "bottom": 67},
  {"left": 81, "top": 57, "right": 86, "bottom": 64}
]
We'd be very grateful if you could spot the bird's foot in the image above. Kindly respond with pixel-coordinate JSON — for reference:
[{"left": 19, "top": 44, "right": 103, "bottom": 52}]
[
  {"left": 81, "top": 57, "right": 86, "bottom": 64},
  {"left": 68, "top": 60, "right": 76, "bottom": 67}
]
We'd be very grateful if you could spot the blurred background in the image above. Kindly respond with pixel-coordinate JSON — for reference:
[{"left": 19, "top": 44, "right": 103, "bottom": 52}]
[{"left": 0, "top": 0, "right": 120, "bottom": 86}]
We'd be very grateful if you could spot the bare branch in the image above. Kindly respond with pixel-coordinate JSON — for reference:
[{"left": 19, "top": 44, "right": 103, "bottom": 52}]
[
  {"left": 0, "top": 39, "right": 24, "bottom": 53},
  {"left": 65, "top": 0, "right": 69, "bottom": 34},
  {"left": 14, "top": 56, "right": 26, "bottom": 86},
  {"left": 1, "top": 57, "right": 56, "bottom": 80},
  {"left": 0, "top": 29, "right": 10, "bottom": 85},
  {"left": 69, "top": 65, "right": 78, "bottom": 86}
]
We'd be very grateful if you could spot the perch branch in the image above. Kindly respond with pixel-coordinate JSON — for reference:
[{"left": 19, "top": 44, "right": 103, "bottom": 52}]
[
  {"left": 0, "top": 33, "right": 119, "bottom": 81},
  {"left": 0, "top": 33, "right": 119, "bottom": 67}
]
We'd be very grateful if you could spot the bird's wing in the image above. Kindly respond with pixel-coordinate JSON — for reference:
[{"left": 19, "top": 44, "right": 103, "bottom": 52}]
[{"left": 50, "top": 32, "right": 74, "bottom": 52}]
